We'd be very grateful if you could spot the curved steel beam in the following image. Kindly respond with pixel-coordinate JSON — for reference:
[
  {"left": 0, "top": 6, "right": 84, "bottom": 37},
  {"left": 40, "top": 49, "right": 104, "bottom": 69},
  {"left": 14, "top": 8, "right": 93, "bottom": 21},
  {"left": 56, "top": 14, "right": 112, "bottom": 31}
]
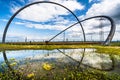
[
  {"left": 50, "top": 15, "right": 115, "bottom": 45},
  {"left": 79, "top": 15, "right": 116, "bottom": 45}
]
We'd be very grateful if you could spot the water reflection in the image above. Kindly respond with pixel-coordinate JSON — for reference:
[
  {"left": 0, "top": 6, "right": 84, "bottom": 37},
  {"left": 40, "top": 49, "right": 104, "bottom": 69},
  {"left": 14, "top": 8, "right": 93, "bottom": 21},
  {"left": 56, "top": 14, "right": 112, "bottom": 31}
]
[{"left": 0, "top": 49, "right": 120, "bottom": 73}]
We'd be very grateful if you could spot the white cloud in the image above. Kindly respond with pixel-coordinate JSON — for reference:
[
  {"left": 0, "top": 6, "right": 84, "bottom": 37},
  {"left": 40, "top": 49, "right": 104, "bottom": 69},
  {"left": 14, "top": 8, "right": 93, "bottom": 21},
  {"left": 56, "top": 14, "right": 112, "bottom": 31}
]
[
  {"left": 62, "top": 0, "right": 84, "bottom": 11},
  {"left": 25, "top": 22, "right": 67, "bottom": 31},
  {"left": 13, "top": 20, "right": 68, "bottom": 31},
  {"left": 68, "top": 32, "right": 82, "bottom": 37},
  {"left": 22, "top": 4, "right": 68, "bottom": 22},
  {"left": 86, "top": 0, "right": 120, "bottom": 18},
  {"left": 29, "top": 0, "right": 84, "bottom": 11},
  {"left": 14, "top": 22, "right": 25, "bottom": 25},
  {"left": 11, "top": 0, "right": 84, "bottom": 22},
  {"left": 13, "top": 15, "right": 76, "bottom": 31},
  {"left": 24, "top": 35, "right": 53, "bottom": 40},
  {"left": 1, "top": 19, "right": 8, "bottom": 22}
]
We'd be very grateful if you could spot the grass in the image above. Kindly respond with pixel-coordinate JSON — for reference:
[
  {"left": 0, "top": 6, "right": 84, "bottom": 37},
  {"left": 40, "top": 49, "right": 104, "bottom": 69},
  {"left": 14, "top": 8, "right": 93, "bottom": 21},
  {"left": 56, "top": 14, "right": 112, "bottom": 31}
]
[
  {"left": 0, "top": 42, "right": 120, "bottom": 80},
  {"left": 110, "top": 42, "right": 120, "bottom": 46},
  {"left": 0, "top": 43, "right": 95, "bottom": 50},
  {"left": 0, "top": 43, "right": 120, "bottom": 55}
]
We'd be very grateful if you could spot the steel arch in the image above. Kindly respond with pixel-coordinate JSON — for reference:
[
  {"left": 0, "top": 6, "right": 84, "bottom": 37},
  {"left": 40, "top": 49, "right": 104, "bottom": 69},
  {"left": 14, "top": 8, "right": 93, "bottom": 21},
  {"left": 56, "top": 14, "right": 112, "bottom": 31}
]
[{"left": 2, "top": 1, "right": 86, "bottom": 43}]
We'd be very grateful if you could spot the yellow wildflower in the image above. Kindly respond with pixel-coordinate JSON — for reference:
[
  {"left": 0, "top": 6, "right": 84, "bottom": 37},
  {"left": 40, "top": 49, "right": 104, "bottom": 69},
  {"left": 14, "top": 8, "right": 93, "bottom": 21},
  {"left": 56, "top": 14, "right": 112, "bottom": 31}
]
[
  {"left": 64, "top": 78, "right": 66, "bottom": 80},
  {"left": 21, "top": 68, "right": 24, "bottom": 70},
  {"left": 42, "top": 63, "right": 52, "bottom": 70},
  {"left": 10, "top": 62, "right": 17, "bottom": 67},
  {"left": 27, "top": 73, "right": 34, "bottom": 78}
]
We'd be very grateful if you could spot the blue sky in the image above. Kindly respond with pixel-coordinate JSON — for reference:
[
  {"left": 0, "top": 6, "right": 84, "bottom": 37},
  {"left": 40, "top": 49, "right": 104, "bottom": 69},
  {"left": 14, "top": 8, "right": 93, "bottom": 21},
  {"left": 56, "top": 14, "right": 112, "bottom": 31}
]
[{"left": 0, "top": 0, "right": 120, "bottom": 42}]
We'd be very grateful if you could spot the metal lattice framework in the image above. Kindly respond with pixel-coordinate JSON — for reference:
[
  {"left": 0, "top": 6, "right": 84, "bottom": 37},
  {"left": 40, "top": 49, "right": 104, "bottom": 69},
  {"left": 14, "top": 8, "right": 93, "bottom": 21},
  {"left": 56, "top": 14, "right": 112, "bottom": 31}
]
[{"left": 2, "top": 1, "right": 116, "bottom": 72}]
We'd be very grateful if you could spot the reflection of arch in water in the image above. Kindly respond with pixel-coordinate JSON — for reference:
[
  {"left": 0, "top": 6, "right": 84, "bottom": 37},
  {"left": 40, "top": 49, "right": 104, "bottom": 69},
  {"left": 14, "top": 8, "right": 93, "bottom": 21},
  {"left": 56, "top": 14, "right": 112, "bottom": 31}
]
[
  {"left": 57, "top": 49, "right": 85, "bottom": 71},
  {"left": 57, "top": 49, "right": 115, "bottom": 71},
  {"left": 2, "top": 1, "right": 85, "bottom": 71},
  {"left": 49, "top": 16, "right": 116, "bottom": 45},
  {"left": 81, "top": 54, "right": 115, "bottom": 71}
]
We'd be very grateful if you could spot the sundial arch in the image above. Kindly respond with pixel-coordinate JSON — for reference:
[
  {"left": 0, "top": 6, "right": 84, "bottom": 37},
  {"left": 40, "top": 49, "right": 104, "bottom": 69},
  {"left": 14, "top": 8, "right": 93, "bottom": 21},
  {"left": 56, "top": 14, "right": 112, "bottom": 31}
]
[{"left": 2, "top": 1, "right": 86, "bottom": 43}]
